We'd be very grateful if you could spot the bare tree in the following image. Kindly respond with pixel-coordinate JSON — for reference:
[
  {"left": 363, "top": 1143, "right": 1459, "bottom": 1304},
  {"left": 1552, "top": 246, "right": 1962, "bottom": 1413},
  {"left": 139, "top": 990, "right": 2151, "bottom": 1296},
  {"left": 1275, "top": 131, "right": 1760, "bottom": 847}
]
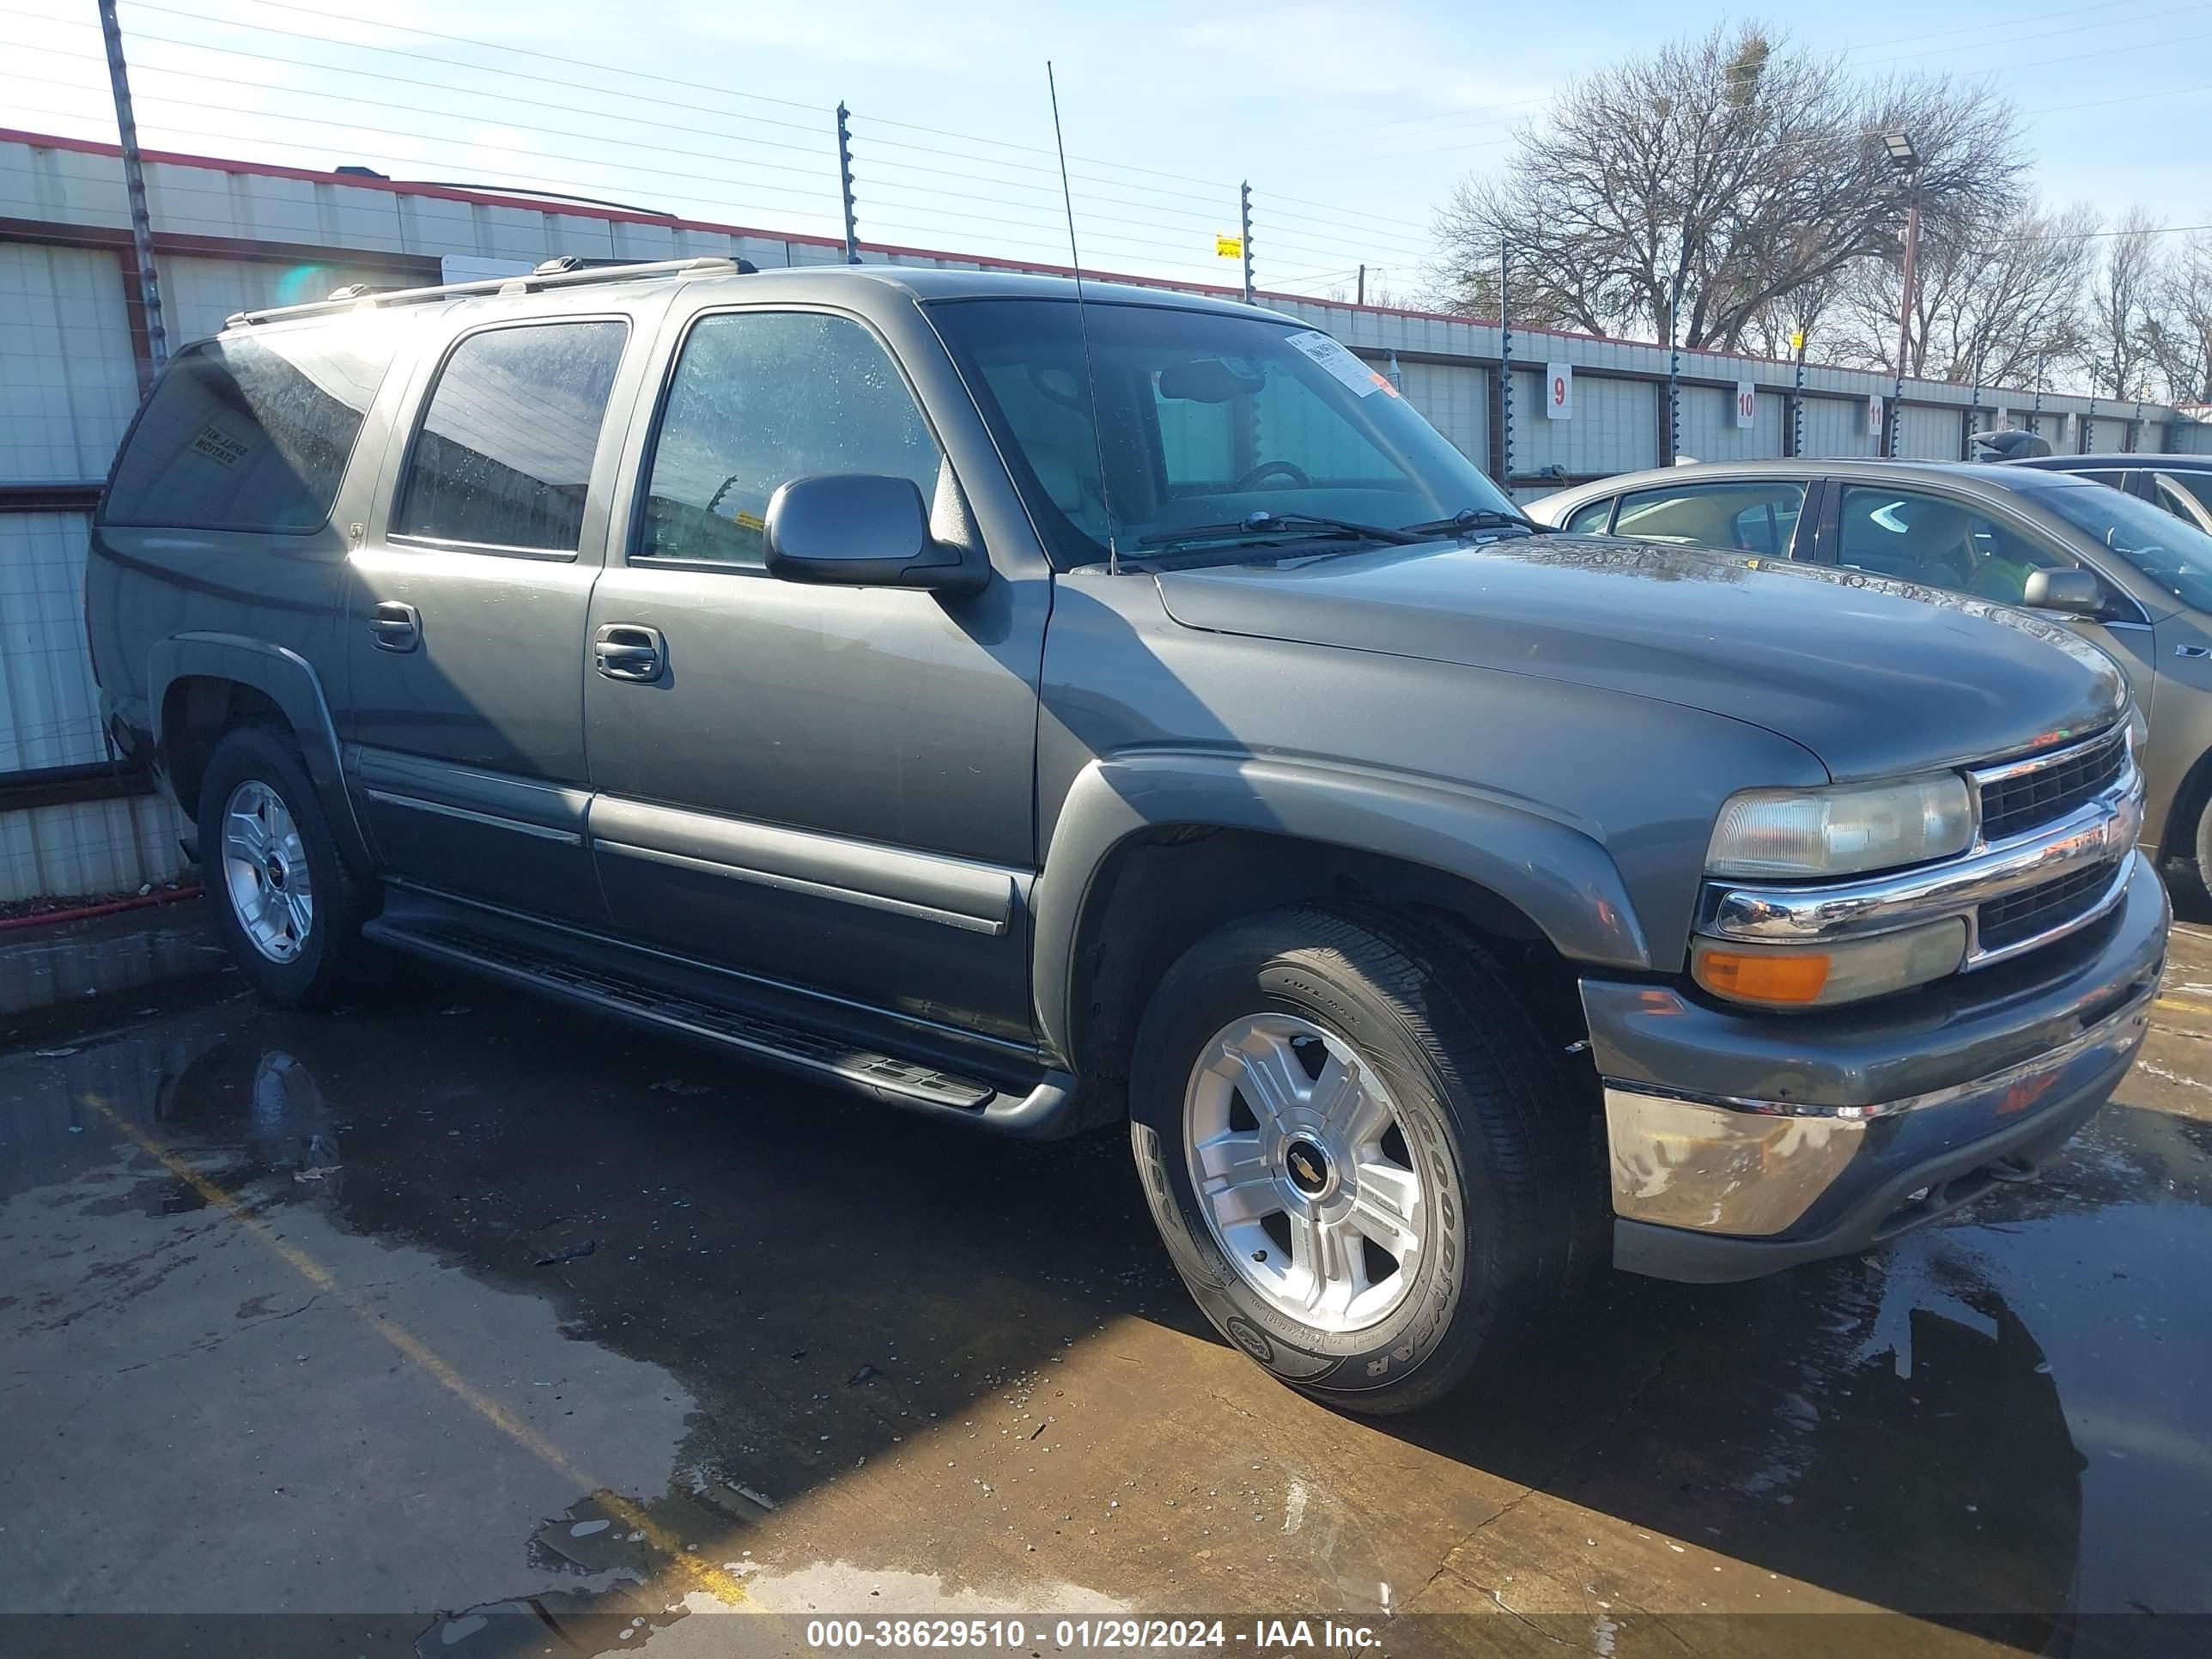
[
  {"left": 2083, "top": 209, "right": 2165, "bottom": 399},
  {"left": 1433, "top": 22, "right": 2027, "bottom": 351},
  {"left": 1821, "top": 202, "right": 2095, "bottom": 387},
  {"left": 2143, "top": 232, "right": 2212, "bottom": 404}
]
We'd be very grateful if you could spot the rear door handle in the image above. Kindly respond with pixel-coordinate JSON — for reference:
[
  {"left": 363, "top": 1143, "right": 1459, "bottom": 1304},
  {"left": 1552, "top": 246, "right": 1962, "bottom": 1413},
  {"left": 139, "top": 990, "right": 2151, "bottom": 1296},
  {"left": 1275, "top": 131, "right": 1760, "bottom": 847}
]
[
  {"left": 594, "top": 623, "right": 665, "bottom": 682},
  {"left": 368, "top": 600, "right": 421, "bottom": 653}
]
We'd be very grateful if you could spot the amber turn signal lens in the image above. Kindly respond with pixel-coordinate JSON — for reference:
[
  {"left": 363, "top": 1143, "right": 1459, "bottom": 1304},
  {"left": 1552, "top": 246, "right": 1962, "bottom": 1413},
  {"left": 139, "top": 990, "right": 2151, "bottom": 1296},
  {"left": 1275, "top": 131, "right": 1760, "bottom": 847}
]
[
  {"left": 1693, "top": 947, "right": 1831, "bottom": 1005},
  {"left": 1692, "top": 918, "right": 1968, "bottom": 1010}
]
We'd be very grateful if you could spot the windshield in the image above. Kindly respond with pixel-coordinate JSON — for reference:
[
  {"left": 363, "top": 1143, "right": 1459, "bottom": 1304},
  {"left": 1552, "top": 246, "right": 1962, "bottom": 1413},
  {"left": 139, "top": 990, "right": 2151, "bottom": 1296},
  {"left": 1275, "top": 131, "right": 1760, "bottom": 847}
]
[
  {"left": 2035, "top": 478, "right": 2212, "bottom": 612},
  {"left": 927, "top": 298, "right": 1519, "bottom": 566}
]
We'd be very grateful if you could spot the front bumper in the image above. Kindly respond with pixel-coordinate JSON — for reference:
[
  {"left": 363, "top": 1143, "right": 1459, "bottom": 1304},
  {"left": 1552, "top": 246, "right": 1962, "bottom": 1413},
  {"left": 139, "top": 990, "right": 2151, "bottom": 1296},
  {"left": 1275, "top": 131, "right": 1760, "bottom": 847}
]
[{"left": 1583, "top": 850, "right": 2168, "bottom": 1284}]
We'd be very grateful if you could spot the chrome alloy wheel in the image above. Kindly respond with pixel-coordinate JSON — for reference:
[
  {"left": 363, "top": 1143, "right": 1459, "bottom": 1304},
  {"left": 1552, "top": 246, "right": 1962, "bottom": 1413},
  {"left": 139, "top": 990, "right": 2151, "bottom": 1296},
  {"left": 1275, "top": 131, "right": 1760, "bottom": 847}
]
[
  {"left": 219, "top": 779, "right": 314, "bottom": 963},
  {"left": 1183, "top": 1013, "right": 1426, "bottom": 1333}
]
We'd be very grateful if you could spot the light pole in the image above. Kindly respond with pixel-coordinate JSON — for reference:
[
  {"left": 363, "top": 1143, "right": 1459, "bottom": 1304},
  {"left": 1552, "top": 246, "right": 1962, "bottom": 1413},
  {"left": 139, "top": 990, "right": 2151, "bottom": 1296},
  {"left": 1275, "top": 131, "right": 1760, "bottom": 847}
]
[{"left": 1882, "top": 130, "right": 1922, "bottom": 459}]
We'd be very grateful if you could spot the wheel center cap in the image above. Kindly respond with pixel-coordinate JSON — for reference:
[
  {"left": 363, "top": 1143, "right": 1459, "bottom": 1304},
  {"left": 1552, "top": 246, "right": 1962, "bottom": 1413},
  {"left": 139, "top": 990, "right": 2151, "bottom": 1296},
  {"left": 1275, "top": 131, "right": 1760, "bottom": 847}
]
[
  {"left": 265, "top": 854, "right": 287, "bottom": 889},
  {"left": 1284, "top": 1138, "right": 1332, "bottom": 1197}
]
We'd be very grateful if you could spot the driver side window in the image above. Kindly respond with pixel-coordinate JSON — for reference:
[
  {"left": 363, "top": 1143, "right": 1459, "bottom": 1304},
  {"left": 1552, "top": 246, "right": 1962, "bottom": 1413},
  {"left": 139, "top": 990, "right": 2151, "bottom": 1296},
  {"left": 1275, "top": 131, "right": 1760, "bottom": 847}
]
[
  {"left": 638, "top": 311, "right": 943, "bottom": 568},
  {"left": 1837, "top": 486, "right": 2071, "bottom": 604}
]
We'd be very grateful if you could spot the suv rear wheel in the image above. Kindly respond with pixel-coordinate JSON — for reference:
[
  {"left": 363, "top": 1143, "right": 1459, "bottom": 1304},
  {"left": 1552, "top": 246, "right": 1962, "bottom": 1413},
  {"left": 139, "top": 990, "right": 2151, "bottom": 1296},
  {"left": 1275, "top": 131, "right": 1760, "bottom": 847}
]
[
  {"left": 198, "top": 726, "right": 371, "bottom": 1010},
  {"left": 1128, "top": 904, "right": 1600, "bottom": 1414}
]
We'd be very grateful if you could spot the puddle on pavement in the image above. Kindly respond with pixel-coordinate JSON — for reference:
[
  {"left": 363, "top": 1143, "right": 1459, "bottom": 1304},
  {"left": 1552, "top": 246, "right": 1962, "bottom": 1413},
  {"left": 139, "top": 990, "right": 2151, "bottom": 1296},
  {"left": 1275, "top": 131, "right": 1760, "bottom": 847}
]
[
  {"left": 0, "top": 900, "right": 225, "bottom": 1026},
  {"left": 3, "top": 981, "right": 2210, "bottom": 1636}
]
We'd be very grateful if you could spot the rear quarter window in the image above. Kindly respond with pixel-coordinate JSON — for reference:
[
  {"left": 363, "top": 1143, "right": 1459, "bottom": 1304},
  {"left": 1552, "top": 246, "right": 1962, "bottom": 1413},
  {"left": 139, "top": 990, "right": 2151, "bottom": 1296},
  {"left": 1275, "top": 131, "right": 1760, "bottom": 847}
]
[{"left": 103, "top": 319, "right": 402, "bottom": 533}]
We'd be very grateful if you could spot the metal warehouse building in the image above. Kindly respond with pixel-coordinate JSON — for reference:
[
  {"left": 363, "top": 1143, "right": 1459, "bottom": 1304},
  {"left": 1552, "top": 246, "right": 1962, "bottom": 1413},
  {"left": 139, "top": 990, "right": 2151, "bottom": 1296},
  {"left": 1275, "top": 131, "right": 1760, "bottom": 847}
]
[{"left": 3, "top": 125, "right": 2203, "bottom": 902}]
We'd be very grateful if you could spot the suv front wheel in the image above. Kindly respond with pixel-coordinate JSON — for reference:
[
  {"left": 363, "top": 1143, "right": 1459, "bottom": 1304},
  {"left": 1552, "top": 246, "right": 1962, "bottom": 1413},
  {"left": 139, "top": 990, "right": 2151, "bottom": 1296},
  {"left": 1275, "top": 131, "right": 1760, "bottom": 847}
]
[
  {"left": 198, "top": 726, "right": 372, "bottom": 1010},
  {"left": 1128, "top": 905, "right": 1600, "bottom": 1414}
]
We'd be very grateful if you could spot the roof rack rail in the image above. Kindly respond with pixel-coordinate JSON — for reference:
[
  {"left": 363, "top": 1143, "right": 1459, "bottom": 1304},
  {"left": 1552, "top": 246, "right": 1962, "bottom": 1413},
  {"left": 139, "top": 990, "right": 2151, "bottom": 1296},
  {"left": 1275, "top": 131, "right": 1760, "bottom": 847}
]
[{"left": 224, "top": 255, "right": 743, "bottom": 329}]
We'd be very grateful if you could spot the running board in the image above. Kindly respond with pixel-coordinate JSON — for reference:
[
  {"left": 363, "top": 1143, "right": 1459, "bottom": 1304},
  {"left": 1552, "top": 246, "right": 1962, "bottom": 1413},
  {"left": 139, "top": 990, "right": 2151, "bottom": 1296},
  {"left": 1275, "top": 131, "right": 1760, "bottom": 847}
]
[{"left": 364, "top": 913, "right": 1077, "bottom": 1130}]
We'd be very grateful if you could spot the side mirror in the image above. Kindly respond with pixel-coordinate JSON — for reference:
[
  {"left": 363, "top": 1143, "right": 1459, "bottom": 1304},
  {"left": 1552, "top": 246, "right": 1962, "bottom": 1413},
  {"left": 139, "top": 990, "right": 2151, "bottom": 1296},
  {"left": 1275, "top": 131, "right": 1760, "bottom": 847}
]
[
  {"left": 2022, "top": 568, "right": 2101, "bottom": 615},
  {"left": 763, "top": 474, "right": 986, "bottom": 596}
]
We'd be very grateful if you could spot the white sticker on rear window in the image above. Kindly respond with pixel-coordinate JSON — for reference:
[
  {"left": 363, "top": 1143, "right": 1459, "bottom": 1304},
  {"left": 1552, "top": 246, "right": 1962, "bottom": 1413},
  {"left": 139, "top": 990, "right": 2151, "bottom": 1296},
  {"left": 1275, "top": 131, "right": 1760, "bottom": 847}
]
[{"left": 1285, "top": 329, "right": 1390, "bottom": 398}]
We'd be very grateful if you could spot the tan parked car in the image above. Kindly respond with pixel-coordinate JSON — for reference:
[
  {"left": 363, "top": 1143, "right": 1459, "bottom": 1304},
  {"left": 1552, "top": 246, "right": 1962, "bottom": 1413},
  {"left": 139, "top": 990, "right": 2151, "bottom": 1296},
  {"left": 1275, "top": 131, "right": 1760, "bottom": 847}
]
[{"left": 1528, "top": 459, "right": 2212, "bottom": 896}]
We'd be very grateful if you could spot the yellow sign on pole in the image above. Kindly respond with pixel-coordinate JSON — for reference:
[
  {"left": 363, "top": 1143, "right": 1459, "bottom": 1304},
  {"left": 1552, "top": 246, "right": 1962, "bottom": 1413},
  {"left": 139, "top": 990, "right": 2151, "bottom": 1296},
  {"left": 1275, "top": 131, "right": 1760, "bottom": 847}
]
[
  {"left": 1789, "top": 331, "right": 1805, "bottom": 352},
  {"left": 1215, "top": 234, "right": 1243, "bottom": 260}
]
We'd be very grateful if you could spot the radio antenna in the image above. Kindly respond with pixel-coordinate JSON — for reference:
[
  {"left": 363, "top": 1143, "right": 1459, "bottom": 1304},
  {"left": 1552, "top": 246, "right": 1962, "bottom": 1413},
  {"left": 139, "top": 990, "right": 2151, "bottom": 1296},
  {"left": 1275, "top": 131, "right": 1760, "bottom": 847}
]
[{"left": 1046, "top": 61, "right": 1121, "bottom": 574}]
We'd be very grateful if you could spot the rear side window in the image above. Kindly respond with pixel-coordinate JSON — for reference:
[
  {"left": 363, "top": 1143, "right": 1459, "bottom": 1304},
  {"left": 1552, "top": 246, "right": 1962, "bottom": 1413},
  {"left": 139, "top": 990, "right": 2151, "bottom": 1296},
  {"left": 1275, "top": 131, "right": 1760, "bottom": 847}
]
[
  {"left": 1613, "top": 481, "right": 1807, "bottom": 555},
  {"left": 104, "top": 321, "right": 401, "bottom": 532},
  {"left": 395, "top": 319, "right": 628, "bottom": 553},
  {"left": 1559, "top": 497, "right": 1613, "bottom": 535}
]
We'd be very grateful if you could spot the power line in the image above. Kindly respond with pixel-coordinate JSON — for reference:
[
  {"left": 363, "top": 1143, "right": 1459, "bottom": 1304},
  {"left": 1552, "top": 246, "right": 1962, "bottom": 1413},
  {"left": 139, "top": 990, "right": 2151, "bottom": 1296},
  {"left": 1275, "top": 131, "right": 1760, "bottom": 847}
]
[
  {"left": 2, "top": 61, "right": 848, "bottom": 204},
  {"left": 1850, "top": 1, "right": 2211, "bottom": 66},
  {"left": 854, "top": 110, "right": 1238, "bottom": 192},
  {"left": 83, "top": 0, "right": 838, "bottom": 133},
  {"left": 159, "top": 0, "right": 832, "bottom": 114},
  {"left": 9, "top": 39, "right": 845, "bottom": 185},
  {"left": 846, "top": 122, "right": 1233, "bottom": 211},
  {"left": 3, "top": 21, "right": 845, "bottom": 163}
]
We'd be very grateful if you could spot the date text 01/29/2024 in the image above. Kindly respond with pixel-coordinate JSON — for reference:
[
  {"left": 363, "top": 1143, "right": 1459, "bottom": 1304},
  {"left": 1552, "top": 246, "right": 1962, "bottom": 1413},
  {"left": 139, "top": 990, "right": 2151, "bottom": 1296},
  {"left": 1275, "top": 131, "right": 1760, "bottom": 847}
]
[{"left": 802, "top": 1619, "right": 1383, "bottom": 1650}]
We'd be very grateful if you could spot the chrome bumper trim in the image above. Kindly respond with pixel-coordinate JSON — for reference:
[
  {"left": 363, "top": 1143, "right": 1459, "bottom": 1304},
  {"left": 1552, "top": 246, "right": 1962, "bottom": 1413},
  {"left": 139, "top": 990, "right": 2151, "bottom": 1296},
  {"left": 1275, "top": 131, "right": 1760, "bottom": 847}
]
[
  {"left": 1698, "top": 761, "right": 2142, "bottom": 967},
  {"left": 1601, "top": 987, "right": 2152, "bottom": 1235},
  {"left": 1600, "top": 984, "right": 2154, "bottom": 1121}
]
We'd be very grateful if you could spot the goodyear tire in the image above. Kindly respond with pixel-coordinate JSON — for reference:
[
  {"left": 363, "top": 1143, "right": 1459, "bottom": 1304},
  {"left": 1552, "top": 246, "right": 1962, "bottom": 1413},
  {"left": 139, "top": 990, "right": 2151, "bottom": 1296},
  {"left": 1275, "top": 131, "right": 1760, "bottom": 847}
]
[
  {"left": 1128, "top": 904, "right": 1600, "bottom": 1414},
  {"left": 198, "top": 725, "right": 373, "bottom": 1012}
]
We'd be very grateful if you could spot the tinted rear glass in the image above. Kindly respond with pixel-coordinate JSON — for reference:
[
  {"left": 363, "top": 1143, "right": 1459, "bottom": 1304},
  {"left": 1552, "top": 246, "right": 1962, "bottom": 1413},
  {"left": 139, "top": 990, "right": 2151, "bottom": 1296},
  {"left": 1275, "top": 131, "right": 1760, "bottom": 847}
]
[
  {"left": 104, "top": 320, "right": 401, "bottom": 532},
  {"left": 395, "top": 319, "right": 629, "bottom": 553}
]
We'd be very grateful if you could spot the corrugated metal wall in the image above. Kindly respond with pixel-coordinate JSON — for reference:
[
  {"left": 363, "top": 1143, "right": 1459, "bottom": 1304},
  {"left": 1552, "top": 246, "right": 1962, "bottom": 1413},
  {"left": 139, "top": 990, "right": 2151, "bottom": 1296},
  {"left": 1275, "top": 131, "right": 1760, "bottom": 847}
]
[
  {"left": 1510, "top": 368, "right": 1658, "bottom": 477},
  {"left": 0, "top": 237, "right": 191, "bottom": 902},
  {"left": 1801, "top": 395, "right": 1878, "bottom": 458},
  {"left": 1395, "top": 360, "right": 1486, "bottom": 466},
  {"left": 0, "top": 241, "right": 139, "bottom": 485},
  {"left": 1898, "top": 403, "right": 1960, "bottom": 461},
  {"left": 1677, "top": 381, "right": 1785, "bottom": 464}
]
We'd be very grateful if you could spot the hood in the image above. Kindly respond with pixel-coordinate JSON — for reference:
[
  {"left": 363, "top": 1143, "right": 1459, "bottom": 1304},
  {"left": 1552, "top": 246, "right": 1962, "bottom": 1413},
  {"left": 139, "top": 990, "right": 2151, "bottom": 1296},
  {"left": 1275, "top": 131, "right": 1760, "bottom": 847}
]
[{"left": 1152, "top": 536, "right": 2127, "bottom": 781}]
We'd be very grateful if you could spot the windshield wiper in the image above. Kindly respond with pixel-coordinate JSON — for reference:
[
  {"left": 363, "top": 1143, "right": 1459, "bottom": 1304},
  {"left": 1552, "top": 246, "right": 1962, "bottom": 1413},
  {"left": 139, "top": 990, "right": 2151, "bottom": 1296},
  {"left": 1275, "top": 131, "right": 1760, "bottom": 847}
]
[
  {"left": 1399, "top": 507, "right": 1547, "bottom": 537},
  {"left": 1134, "top": 511, "right": 1425, "bottom": 550}
]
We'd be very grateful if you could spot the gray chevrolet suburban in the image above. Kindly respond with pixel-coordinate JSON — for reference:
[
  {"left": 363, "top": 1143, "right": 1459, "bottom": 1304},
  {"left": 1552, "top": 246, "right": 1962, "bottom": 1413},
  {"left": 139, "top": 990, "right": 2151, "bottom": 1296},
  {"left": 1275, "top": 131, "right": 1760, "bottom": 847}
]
[{"left": 87, "top": 258, "right": 2167, "bottom": 1413}]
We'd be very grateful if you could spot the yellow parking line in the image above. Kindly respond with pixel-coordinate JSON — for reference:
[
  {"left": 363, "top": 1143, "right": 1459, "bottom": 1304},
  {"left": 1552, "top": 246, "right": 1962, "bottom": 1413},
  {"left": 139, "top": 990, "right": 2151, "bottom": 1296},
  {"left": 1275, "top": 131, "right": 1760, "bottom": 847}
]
[{"left": 82, "top": 1092, "right": 749, "bottom": 1607}]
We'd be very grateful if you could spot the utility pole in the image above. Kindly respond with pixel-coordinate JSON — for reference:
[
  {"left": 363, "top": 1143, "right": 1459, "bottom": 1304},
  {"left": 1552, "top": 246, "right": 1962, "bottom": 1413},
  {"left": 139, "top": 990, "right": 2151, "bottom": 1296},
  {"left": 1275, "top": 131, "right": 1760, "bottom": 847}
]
[
  {"left": 1356, "top": 264, "right": 1365, "bottom": 307},
  {"left": 1665, "top": 289, "right": 1680, "bottom": 465},
  {"left": 835, "top": 102, "right": 861, "bottom": 264},
  {"left": 1239, "top": 182, "right": 1254, "bottom": 304},
  {"left": 1498, "top": 239, "right": 1513, "bottom": 483},
  {"left": 98, "top": 0, "right": 167, "bottom": 380},
  {"left": 1882, "top": 131, "right": 1921, "bottom": 460},
  {"left": 1789, "top": 326, "right": 1806, "bottom": 459}
]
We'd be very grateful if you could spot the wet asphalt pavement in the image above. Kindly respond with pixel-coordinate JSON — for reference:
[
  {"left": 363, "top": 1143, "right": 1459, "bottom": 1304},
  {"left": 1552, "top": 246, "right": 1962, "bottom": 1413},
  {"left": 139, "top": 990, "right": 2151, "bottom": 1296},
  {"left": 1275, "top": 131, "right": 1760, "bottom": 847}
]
[{"left": 3, "top": 905, "right": 2211, "bottom": 1657}]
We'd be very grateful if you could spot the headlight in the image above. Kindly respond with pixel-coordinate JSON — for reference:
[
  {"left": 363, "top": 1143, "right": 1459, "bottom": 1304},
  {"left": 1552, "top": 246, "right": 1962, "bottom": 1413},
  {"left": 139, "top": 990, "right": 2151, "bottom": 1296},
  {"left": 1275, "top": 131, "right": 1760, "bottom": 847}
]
[
  {"left": 1692, "top": 918, "right": 1969, "bottom": 1010},
  {"left": 1706, "top": 775, "right": 1973, "bottom": 878}
]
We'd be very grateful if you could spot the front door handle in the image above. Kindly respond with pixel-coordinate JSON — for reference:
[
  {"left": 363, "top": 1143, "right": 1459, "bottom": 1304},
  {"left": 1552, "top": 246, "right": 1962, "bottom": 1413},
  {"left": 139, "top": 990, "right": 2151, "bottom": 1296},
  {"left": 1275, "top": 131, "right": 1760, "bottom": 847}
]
[
  {"left": 594, "top": 623, "right": 665, "bottom": 682},
  {"left": 369, "top": 600, "right": 421, "bottom": 653}
]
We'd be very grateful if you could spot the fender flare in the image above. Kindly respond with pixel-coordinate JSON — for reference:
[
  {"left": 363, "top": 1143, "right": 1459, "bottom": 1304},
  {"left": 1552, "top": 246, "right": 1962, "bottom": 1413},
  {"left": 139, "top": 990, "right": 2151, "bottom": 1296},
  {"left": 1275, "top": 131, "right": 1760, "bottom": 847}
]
[
  {"left": 148, "top": 633, "right": 373, "bottom": 870},
  {"left": 1029, "top": 750, "right": 1653, "bottom": 1063}
]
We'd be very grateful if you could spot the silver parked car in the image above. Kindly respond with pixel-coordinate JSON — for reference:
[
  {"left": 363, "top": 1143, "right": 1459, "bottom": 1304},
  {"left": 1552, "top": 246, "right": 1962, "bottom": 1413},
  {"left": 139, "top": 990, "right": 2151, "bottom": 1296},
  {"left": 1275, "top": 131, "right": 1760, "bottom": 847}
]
[{"left": 1530, "top": 459, "right": 2212, "bottom": 895}]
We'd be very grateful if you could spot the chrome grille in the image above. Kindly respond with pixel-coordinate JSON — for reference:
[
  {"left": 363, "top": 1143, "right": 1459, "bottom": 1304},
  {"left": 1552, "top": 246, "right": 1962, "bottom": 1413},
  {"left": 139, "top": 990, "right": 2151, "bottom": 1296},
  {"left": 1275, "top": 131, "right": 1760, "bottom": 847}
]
[
  {"left": 1976, "top": 863, "right": 2117, "bottom": 956},
  {"left": 1977, "top": 727, "right": 2128, "bottom": 845}
]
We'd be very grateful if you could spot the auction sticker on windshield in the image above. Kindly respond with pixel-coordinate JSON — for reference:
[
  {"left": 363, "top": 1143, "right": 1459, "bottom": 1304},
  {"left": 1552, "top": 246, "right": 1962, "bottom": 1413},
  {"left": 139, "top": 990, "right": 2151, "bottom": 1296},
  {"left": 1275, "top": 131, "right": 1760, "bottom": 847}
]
[{"left": 1285, "top": 330, "right": 1398, "bottom": 398}]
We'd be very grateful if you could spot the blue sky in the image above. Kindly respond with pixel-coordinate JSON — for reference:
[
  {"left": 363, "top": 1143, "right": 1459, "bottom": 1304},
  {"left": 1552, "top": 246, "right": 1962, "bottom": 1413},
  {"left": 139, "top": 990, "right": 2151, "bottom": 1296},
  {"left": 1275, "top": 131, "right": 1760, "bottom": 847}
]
[{"left": 7, "top": 0, "right": 2208, "bottom": 301}]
